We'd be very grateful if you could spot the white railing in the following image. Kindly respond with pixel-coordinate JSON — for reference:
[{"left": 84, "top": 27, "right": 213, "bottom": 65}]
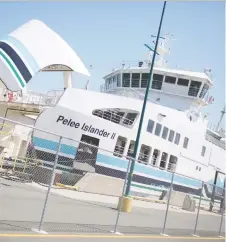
[{"left": 0, "top": 88, "right": 61, "bottom": 107}]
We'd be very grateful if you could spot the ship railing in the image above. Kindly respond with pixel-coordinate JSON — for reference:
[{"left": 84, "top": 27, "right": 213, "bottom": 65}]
[
  {"left": 100, "top": 82, "right": 118, "bottom": 92},
  {"left": 0, "top": 88, "right": 61, "bottom": 107}
]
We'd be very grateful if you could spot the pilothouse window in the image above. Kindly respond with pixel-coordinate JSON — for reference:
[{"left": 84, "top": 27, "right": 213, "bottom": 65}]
[
  {"left": 152, "top": 74, "right": 164, "bottom": 90},
  {"left": 188, "top": 81, "right": 201, "bottom": 97},
  {"left": 165, "top": 76, "right": 176, "bottom": 84},
  {"left": 177, "top": 78, "right": 189, "bottom": 86},
  {"left": 122, "top": 73, "right": 130, "bottom": 87},
  {"left": 141, "top": 73, "right": 149, "bottom": 88},
  {"left": 131, "top": 73, "right": 140, "bottom": 88},
  {"left": 199, "top": 83, "right": 209, "bottom": 98}
]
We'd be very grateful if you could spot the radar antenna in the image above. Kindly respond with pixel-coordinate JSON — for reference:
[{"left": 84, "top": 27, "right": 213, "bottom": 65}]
[{"left": 145, "top": 33, "right": 176, "bottom": 67}]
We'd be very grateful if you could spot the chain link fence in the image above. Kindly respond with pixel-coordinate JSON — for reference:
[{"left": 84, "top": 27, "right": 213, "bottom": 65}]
[{"left": 0, "top": 116, "right": 225, "bottom": 236}]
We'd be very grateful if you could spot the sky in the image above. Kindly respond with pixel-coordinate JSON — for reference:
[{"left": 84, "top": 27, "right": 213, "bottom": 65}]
[{"left": 0, "top": 1, "right": 225, "bottom": 127}]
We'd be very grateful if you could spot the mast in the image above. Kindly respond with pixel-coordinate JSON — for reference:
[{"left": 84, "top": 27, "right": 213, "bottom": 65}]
[
  {"left": 216, "top": 106, "right": 226, "bottom": 131},
  {"left": 146, "top": 33, "right": 176, "bottom": 68}
]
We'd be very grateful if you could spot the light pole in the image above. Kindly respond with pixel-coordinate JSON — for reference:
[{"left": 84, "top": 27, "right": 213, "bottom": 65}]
[{"left": 125, "top": 1, "right": 167, "bottom": 197}]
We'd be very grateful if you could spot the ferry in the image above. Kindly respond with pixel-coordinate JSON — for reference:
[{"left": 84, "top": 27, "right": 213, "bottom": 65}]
[{"left": 0, "top": 19, "right": 225, "bottom": 200}]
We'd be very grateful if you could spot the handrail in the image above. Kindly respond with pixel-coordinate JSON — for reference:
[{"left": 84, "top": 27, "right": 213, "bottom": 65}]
[{"left": 0, "top": 88, "right": 61, "bottom": 107}]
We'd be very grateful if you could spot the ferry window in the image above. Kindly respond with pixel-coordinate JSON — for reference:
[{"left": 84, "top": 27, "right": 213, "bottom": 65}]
[
  {"left": 93, "top": 109, "right": 103, "bottom": 118},
  {"left": 138, "top": 144, "right": 151, "bottom": 164},
  {"left": 162, "top": 127, "right": 169, "bottom": 139},
  {"left": 196, "top": 166, "right": 198, "bottom": 170},
  {"left": 141, "top": 73, "right": 149, "bottom": 88},
  {"left": 201, "top": 146, "right": 206, "bottom": 156},
  {"left": 188, "top": 81, "right": 201, "bottom": 97},
  {"left": 154, "top": 123, "right": 162, "bottom": 136},
  {"left": 165, "top": 76, "right": 176, "bottom": 84},
  {"left": 168, "top": 130, "right": 175, "bottom": 142},
  {"left": 174, "top": 133, "right": 181, "bottom": 145},
  {"left": 199, "top": 167, "right": 201, "bottom": 171},
  {"left": 113, "top": 75, "right": 116, "bottom": 83},
  {"left": 152, "top": 74, "right": 164, "bottom": 90},
  {"left": 103, "top": 110, "right": 112, "bottom": 121},
  {"left": 160, "top": 152, "right": 168, "bottom": 169},
  {"left": 122, "top": 73, "right": 130, "bottom": 87},
  {"left": 113, "top": 136, "right": 127, "bottom": 158},
  {"left": 112, "top": 111, "right": 125, "bottom": 124},
  {"left": 167, "top": 155, "right": 177, "bottom": 172},
  {"left": 123, "top": 113, "right": 137, "bottom": 125},
  {"left": 183, "top": 137, "right": 189, "bottom": 148},
  {"left": 116, "top": 74, "right": 121, "bottom": 87},
  {"left": 131, "top": 73, "right": 140, "bottom": 88},
  {"left": 177, "top": 78, "right": 189, "bottom": 86},
  {"left": 147, "top": 119, "right": 155, "bottom": 133},
  {"left": 151, "top": 149, "right": 160, "bottom": 166},
  {"left": 199, "top": 83, "right": 209, "bottom": 98},
  {"left": 127, "top": 140, "right": 135, "bottom": 158}
]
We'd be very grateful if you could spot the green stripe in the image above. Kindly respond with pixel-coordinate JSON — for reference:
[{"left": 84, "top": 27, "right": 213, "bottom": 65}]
[{"left": 0, "top": 50, "right": 25, "bottom": 88}]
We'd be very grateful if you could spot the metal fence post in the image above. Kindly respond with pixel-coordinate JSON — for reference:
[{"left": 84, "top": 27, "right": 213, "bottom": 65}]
[
  {"left": 192, "top": 181, "right": 204, "bottom": 237},
  {"left": 110, "top": 158, "right": 131, "bottom": 235},
  {"left": 161, "top": 172, "right": 175, "bottom": 236},
  {"left": 218, "top": 194, "right": 225, "bottom": 237},
  {"left": 32, "top": 136, "right": 62, "bottom": 234}
]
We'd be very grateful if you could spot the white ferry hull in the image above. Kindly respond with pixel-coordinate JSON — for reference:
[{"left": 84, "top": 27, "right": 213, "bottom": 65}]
[{"left": 30, "top": 88, "right": 225, "bottom": 200}]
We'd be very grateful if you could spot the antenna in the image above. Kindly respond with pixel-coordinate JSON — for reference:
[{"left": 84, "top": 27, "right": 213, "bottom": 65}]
[
  {"left": 216, "top": 106, "right": 226, "bottom": 131},
  {"left": 145, "top": 33, "right": 176, "bottom": 67},
  {"left": 84, "top": 65, "right": 93, "bottom": 90}
]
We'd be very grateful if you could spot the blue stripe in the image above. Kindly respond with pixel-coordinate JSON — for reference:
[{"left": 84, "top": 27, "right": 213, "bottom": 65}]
[
  {"left": 33, "top": 137, "right": 202, "bottom": 188},
  {"left": 96, "top": 153, "right": 201, "bottom": 188},
  {"left": 2, "top": 35, "right": 40, "bottom": 74},
  {"left": 0, "top": 42, "right": 32, "bottom": 83},
  {"left": 33, "top": 137, "right": 77, "bottom": 156}
]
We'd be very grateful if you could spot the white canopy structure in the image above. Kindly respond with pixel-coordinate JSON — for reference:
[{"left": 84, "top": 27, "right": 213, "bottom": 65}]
[{"left": 0, "top": 19, "right": 90, "bottom": 91}]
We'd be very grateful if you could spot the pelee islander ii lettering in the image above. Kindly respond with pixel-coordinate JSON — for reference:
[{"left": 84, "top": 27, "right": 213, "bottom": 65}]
[
  {"left": 81, "top": 123, "right": 110, "bottom": 137},
  {"left": 56, "top": 115, "right": 80, "bottom": 128},
  {"left": 56, "top": 115, "right": 113, "bottom": 138}
]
